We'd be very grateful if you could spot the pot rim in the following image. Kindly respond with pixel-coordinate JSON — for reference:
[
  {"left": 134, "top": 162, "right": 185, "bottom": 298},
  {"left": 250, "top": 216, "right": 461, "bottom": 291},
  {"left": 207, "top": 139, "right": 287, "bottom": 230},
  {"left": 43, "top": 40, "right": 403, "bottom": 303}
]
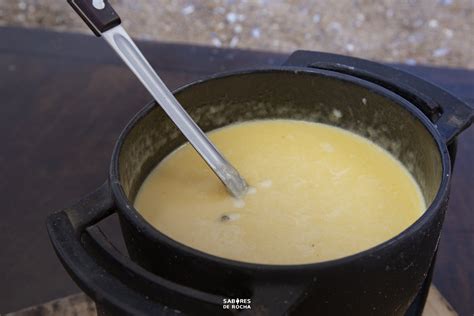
[{"left": 109, "top": 67, "right": 451, "bottom": 272}]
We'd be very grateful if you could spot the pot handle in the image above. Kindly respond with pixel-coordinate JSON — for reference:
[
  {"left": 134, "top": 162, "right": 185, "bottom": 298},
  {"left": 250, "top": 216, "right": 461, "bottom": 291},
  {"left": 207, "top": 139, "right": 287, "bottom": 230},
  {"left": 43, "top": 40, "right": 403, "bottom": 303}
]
[
  {"left": 47, "top": 182, "right": 228, "bottom": 315},
  {"left": 49, "top": 182, "right": 115, "bottom": 233},
  {"left": 284, "top": 50, "right": 474, "bottom": 144}
]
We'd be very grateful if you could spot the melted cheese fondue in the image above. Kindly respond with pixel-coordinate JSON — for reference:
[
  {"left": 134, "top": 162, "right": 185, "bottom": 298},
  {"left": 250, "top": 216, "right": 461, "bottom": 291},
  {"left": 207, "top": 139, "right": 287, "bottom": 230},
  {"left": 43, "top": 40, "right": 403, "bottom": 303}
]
[{"left": 134, "top": 119, "right": 425, "bottom": 264}]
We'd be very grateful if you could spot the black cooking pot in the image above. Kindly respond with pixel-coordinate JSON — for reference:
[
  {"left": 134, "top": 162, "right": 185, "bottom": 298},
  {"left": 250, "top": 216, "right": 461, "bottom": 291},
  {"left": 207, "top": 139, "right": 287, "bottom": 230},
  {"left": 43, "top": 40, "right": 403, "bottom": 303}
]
[{"left": 47, "top": 51, "right": 473, "bottom": 316}]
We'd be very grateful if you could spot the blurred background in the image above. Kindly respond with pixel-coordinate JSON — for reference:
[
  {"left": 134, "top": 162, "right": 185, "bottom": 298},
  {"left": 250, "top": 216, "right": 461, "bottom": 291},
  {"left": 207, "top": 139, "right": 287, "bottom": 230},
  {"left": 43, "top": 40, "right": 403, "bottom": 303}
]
[
  {"left": 0, "top": 0, "right": 473, "bottom": 68},
  {"left": 0, "top": 0, "right": 473, "bottom": 314}
]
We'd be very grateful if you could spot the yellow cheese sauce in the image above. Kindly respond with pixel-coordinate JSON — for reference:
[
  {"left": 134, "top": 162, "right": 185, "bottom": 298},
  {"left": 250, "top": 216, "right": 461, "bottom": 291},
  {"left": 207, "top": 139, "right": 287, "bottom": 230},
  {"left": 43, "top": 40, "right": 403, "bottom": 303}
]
[{"left": 134, "top": 119, "right": 425, "bottom": 264}]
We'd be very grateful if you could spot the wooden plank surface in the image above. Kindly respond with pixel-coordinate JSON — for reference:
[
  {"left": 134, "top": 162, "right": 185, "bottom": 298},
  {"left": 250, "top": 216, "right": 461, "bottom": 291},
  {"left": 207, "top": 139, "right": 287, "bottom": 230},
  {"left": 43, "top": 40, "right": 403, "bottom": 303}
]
[
  {"left": 5, "top": 286, "right": 458, "bottom": 316},
  {"left": 0, "top": 27, "right": 472, "bottom": 314},
  {"left": 423, "top": 287, "right": 458, "bottom": 316}
]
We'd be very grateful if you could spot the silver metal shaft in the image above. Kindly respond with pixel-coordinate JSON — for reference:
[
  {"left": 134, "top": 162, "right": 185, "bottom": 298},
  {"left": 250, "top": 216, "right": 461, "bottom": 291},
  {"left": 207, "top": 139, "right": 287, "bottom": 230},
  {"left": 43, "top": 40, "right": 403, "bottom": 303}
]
[{"left": 102, "top": 26, "right": 248, "bottom": 197}]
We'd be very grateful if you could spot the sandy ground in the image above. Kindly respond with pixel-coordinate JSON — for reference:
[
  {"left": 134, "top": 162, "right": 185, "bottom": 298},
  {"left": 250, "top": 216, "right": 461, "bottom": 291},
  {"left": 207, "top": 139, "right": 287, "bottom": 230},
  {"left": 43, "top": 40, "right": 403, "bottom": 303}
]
[{"left": 0, "top": 0, "right": 473, "bottom": 68}]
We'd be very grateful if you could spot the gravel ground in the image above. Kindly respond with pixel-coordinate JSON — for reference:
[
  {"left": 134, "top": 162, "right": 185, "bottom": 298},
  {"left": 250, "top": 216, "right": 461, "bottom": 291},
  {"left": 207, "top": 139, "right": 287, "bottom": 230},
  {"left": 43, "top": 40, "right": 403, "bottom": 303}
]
[{"left": 0, "top": 0, "right": 473, "bottom": 68}]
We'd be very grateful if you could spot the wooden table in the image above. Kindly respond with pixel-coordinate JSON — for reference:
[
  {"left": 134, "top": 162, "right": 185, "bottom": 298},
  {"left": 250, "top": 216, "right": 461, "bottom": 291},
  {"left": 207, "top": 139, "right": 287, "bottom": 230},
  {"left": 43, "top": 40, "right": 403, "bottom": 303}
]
[{"left": 0, "top": 27, "right": 472, "bottom": 315}]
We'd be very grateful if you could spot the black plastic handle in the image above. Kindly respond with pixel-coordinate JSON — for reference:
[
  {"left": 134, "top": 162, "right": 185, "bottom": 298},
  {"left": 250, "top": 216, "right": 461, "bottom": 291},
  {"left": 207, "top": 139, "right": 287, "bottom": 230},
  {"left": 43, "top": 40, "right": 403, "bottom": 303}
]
[
  {"left": 284, "top": 50, "right": 474, "bottom": 144},
  {"left": 68, "top": 0, "right": 121, "bottom": 36},
  {"left": 46, "top": 182, "right": 228, "bottom": 315}
]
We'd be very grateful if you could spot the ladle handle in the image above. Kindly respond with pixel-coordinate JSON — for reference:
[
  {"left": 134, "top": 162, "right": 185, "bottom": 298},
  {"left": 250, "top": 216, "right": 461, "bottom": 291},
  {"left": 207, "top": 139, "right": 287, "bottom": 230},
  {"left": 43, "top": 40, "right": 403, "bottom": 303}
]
[
  {"left": 100, "top": 26, "right": 248, "bottom": 197},
  {"left": 68, "top": 0, "right": 248, "bottom": 198},
  {"left": 67, "top": 0, "right": 121, "bottom": 36}
]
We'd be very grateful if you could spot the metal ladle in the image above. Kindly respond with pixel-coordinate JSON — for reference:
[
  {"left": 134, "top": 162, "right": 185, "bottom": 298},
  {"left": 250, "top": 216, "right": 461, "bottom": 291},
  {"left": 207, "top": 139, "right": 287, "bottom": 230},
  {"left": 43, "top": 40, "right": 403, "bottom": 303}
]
[{"left": 68, "top": 0, "right": 248, "bottom": 197}]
